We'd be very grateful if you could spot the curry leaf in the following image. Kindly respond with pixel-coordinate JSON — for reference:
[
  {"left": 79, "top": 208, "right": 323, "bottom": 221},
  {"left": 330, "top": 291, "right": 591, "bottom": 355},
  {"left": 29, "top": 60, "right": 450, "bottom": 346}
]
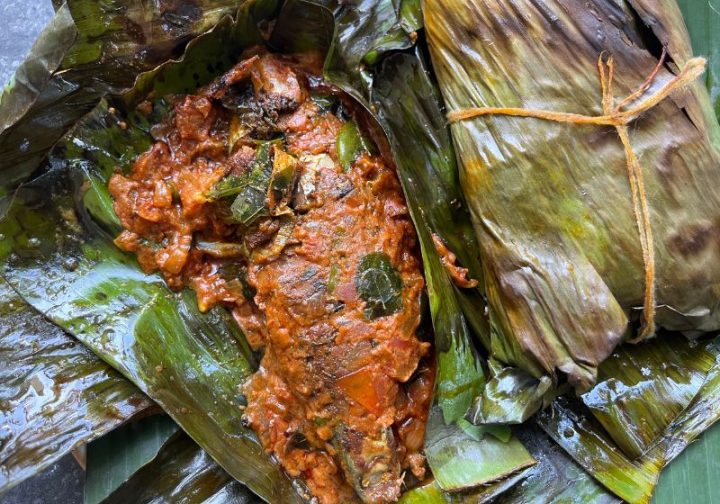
[
  {"left": 356, "top": 252, "right": 404, "bottom": 319},
  {"left": 230, "top": 143, "right": 273, "bottom": 225},
  {"left": 209, "top": 175, "right": 248, "bottom": 200}
]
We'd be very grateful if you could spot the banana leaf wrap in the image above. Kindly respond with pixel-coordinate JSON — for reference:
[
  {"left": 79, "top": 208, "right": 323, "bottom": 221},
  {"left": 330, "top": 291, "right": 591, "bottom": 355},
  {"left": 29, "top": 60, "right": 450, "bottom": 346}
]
[
  {"left": 424, "top": 0, "right": 720, "bottom": 389},
  {"left": 0, "top": 279, "right": 153, "bottom": 493}
]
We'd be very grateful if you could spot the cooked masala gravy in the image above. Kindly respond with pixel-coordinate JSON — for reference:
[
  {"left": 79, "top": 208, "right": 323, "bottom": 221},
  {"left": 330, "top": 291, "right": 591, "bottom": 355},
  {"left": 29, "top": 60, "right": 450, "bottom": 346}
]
[{"left": 109, "top": 49, "right": 433, "bottom": 503}]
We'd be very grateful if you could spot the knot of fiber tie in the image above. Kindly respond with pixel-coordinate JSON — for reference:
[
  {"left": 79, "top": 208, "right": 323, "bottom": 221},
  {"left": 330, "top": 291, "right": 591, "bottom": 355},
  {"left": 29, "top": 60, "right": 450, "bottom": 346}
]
[{"left": 448, "top": 49, "right": 707, "bottom": 342}]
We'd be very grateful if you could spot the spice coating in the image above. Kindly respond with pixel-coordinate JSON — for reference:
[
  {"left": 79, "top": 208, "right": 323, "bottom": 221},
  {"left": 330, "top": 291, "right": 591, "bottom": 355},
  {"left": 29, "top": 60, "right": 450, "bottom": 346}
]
[{"left": 109, "top": 49, "right": 433, "bottom": 503}]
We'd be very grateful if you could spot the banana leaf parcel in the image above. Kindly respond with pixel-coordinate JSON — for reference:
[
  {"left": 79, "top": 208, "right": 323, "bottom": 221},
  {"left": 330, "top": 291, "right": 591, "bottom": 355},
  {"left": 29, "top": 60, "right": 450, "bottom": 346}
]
[{"left": 424, "top": 0, "right": 720, "bottom": 389}]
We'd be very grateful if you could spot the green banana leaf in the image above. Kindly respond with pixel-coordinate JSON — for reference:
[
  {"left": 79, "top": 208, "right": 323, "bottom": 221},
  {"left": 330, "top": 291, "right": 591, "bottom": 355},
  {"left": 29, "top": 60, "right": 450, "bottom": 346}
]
[
  {"left": 495, "top": 424, "right": 619, "bottom": 504},
  {"left": 85, "top": 415, "right": 179, "bottom": 504},
  {"left": 653, "top": 2, "right": 720, "bottom": 501},
  {"left": 0, "top": 13, "right": 304, "bottom": 493},
  {"left": 538, "top": 397, "right": 664, "bottom": 504},
  {"left": 0, "top": 4, "right": 75, "bottom": 136},
  {"left": 397, "top": 469, "right": 533, "bottom": 504},
  {"left": 0, "top": 2, "right": 471, "bottom": 501},
  {"left": 102, "top": 430, "right": 261, "bottom": 504},
  {"left": 423, "top": 0, "right": 720, "bottom": 389},
  {"left": 654, "top": 423, "right": 720, "bottom": 504},
  {"left": 0, "top": 277, "right": 152, "bottom": 495},
  {"left": 678, "top": 0, "right": 720, "bottom": 116},
  {"left": 581, "top": 333, "right": 716, "bottom": 459},
  {"left": 398, "top": 423, "right": 618, "bottom": 504},
  {"left": 466, "top": 361, "right": 553, "bottom": 426},
  {"left": 537, "top": 336, "right": 720, "bottom": 503}
]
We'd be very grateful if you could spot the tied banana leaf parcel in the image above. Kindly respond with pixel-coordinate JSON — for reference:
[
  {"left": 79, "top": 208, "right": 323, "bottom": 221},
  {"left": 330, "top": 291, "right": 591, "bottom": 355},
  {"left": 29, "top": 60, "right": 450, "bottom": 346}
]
[
  {"left": 424, "top": 0, "right": 720, "bottom": 389},
  {"left": 2, "top": 0, "right": 720, "bottom": 503},
  {"left": 421, "top": 0, "right": 720, "bottom": 502}
]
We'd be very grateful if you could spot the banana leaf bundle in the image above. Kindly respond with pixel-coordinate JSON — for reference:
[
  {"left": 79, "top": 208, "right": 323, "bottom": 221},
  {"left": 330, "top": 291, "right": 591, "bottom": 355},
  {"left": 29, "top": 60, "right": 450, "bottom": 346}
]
[
  {"left": 2, "top": 0, "right": 720, "bottom": 503},
  {"left": 424, "top": 0, "right": 720, "bottom": 389}
]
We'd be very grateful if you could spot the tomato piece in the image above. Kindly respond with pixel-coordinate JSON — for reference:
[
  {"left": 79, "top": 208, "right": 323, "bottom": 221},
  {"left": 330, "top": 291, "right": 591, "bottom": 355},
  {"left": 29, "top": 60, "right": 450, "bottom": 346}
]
[{"left": 336, "top": 366, "right": 394, "bottom": 416}]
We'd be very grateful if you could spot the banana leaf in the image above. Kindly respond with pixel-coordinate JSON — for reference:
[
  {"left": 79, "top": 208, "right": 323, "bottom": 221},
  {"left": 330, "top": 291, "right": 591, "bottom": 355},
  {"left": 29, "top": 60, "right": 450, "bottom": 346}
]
[
  {"left": 0, "top": 0, "right": 241, "bottom": 189},
  {"left": 494, "top": 424, "right": 620, "bottom": 504},
  {"left": 397, "top": 469, "right": 533, "bottom": 504},
  {"left": 0, "top": 2, "right": 459, "bottom": 501},
  {"left": 398, "top": 423, "right": 617, "bottom": 504},
  {"left": 653, "top": 3, "right": 720, "bottom": 500},
  {"left": 102, "top": 430, "right": 261, "bottom": 504},
  {"left": 677, "top": 0, "right": 720, "bottom": 116},
  {"left": 466, "top": 361, "right": 553, "bottom": 426},
  {"left": 424, "top": 0, "right": 720, "bottom": 389},
  {"left": 538, "top": 398, "right": 664, "bottom": 504},
  {"left": 654, "top": 422, "right": 720, "bottom": 504},
  {"left": 0, "top": 277, "right": 152, "bottom": 495},
  {"left": 537, "top": 335, "right": 720, "bottom": 503},
  {"left": 580, "top": 333, "right": 716, "bottom": 459},
  {"left": 0, "top": 3, "right": 75, "bottom": 136},
  {"left": 85, "top": 415, "right": 179, "bottom": 504}
]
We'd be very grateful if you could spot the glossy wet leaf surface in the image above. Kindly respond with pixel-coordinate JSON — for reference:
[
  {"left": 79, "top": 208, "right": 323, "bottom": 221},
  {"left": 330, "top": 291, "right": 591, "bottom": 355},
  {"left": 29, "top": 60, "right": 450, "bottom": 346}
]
[
  {"left": 102, "top": 430, "right": 262, "bottom": 504},
  {"left": 423, "top": 407, "right": 535, "bottom": 492},
  {"left": 85, "top": 415, "right": 178, "bottom": 504},
  {"left": 467, "top": 363, "right": 552, "bottom": 426},
  {"left": 0, "top": 278, "right": 152, "bottom": 494},
  {"left": 537, "top": 335, "right": 720, "bottom": 504},
  {"left": 582, "top": 334, "right": 715, "bottom": 459}
]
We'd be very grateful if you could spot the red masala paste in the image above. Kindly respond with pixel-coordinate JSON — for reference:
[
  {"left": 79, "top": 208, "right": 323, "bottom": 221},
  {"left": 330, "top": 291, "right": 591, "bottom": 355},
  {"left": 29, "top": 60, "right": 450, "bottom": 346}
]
[{"left": 109, "top": 48, "right": 433, "bottom": 504}]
